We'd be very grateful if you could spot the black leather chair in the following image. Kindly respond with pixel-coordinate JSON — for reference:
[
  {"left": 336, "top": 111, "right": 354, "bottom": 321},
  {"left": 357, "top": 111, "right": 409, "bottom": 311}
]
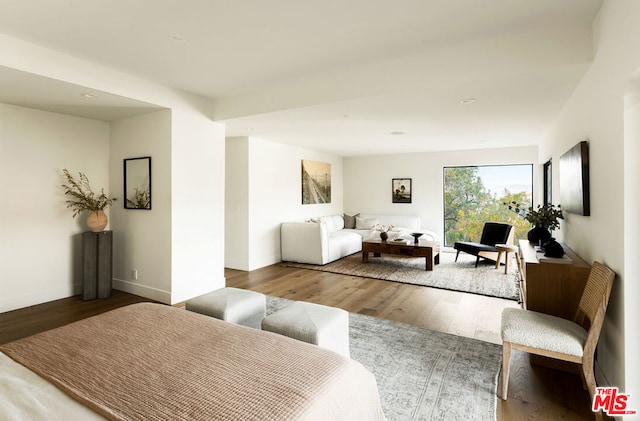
[{"left": 453, "top": 222, "right": 513, "bottom": 267}]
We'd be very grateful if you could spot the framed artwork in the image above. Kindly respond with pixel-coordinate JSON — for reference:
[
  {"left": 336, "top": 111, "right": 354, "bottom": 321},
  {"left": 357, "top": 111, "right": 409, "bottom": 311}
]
[
  {"left": 124, "top": 156, "right": 151, "bottom": 209},
  {"left": 560, "top": 141, "right": 590, "bottom": 215},
  {"left": 301, "top": 160, "right": 331, "bottom": 204},
  {"left": 392, "top": 178, "right": 412, "bottom": 203}
]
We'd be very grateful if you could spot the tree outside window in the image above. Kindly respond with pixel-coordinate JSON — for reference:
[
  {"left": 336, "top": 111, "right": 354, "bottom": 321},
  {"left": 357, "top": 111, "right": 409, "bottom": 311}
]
[{"left": 443, "top": 165, "right": 533, "bottom": 247}]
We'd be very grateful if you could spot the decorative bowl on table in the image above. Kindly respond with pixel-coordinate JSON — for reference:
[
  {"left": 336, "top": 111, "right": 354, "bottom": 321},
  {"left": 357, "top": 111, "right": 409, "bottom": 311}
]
[{"left": 410, "top": 233, "right": 423, "bottom": 244}]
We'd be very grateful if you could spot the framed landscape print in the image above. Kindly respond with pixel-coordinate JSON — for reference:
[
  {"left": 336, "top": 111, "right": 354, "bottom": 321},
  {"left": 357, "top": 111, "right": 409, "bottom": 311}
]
[
  {"left": 392, "top": 178, "right": 411, "bottom": 203},
  {"left": 302, "top": 160, "right": 331, "bottom": 204}
]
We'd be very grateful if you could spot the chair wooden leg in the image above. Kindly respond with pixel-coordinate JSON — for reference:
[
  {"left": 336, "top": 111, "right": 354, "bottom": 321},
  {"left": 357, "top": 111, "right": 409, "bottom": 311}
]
[
  {"left": 581, "top": 359, "right": 602, "bottom": 421},
  {"left": 499, "top": 342, "right": 512, "bottom": 400}
]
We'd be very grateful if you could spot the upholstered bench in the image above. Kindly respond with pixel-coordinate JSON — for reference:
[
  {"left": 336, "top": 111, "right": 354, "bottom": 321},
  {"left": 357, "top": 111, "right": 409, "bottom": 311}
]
[
  {"left": 262, "top": 301, "right": 350, "bottom": 357},
  {"left": 186, "top": 287, "right": 266, "bottom": 329}
]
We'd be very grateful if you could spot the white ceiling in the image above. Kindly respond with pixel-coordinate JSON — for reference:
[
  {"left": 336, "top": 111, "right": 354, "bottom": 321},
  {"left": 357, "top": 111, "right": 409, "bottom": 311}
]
[
  {"left": 0, "top": 66, "right": 162, "bottom": 121},
  {"left": 0, "top": 0, "right": 602, "bottom": 156}
]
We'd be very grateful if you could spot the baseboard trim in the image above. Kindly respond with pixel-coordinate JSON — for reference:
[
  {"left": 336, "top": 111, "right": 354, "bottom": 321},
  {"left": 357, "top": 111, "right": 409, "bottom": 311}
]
[
  {"left": 112, "top": 279, "right": 171, "bottom": 304},
  {"left": 224, "top": 258, "right": 249, "bottom": 271},
  {"left": 0, "top": 283, "right": 81, "bottom": 313}
]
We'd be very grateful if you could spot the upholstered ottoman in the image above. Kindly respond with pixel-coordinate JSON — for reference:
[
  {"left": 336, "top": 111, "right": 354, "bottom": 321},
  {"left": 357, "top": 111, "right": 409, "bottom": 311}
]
[
  {"left": 262, "top": 301, "right": 350, "bottom": 357},
  {"left": 186, "top": 287, "right": 266, "bottom": 329}
]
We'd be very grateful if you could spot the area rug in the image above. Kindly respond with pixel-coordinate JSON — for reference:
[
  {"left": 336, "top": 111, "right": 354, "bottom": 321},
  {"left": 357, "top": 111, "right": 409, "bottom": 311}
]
[
  {"left": 266, "top": 296, "right": 502, "bottom": 421},
  {"left": 283, "top": 251, "right": 520, "bottom": 301}
]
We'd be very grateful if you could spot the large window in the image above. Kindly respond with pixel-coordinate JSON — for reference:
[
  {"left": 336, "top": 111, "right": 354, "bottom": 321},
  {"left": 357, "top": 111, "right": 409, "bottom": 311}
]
[{"left": 443, "top": 164, "right": 533, "bottom": 247}]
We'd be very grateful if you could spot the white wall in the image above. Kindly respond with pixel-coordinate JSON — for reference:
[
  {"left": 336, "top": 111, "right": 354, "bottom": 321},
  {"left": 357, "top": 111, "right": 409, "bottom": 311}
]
[
  {"left": 623, "top": 84, "right": 640, "bottom": 415},
  {"left": 0, "top": 32, "right": 228, "bottom": 308},
  {"left": 225, "top": 137, "right": 250, "bottom": 269},
  {"left": 537, "top": 0, "right": 640, "bottom": 397},
  {"left": 0, "top": 104, "right": 111, "bottom": 312},
  {"left": 170, "top": 110, "right": 226, "bottom": 303},
  {"left": 110, "top": 110, "right": 226, "bottom": 305},
  {"left": 110, "top": 110, "right": 173, "bottom": 303},
  {"left": 344, "top": 146, "right": 539, "bottom": 241},
  {"left": 225, "top": 136, "right": 343, "bottom": 270}
]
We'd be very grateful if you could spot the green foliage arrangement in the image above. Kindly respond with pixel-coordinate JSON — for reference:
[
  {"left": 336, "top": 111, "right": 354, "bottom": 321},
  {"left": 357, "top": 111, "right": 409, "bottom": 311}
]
[
  {"left": 61, "top": 169, "right": 117, "bottom": 218},
  {"left": 504, "top": 201, "right": 564, "bottom": 231}
]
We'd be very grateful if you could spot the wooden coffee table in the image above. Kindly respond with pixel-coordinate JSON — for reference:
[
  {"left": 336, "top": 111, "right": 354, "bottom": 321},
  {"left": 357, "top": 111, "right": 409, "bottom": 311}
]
[{"left": 362, "top": 239, "right": 440, "bottom": 271}]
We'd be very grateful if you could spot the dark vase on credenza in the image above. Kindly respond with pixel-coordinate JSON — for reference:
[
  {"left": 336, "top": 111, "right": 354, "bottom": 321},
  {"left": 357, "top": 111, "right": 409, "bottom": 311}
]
[
  {"left": 527, "top": 226, "right": 552, "bottom": 244},
  {"left": 380, "top": 231, "right": 388, "bottom": 242}
]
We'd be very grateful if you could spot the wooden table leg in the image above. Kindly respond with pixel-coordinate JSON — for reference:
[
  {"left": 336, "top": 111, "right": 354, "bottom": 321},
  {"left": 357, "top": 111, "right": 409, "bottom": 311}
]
[
  {"left": 425, "top": 249, "right": 433, "bottom": 271},
  {"left": 504, "top": 251, "right": 510, "bottom": 274},
  {"left": 495, "top": 251, "right": 503, "bottom": 270},
  {"left": 362, "top": 249, "right": 369, "bottom": 263}
]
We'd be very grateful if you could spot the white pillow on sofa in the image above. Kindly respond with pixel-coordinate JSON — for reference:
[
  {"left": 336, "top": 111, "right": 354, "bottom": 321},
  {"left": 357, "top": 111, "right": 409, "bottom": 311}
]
[
  {"left": 319, "top": 215, "right": 345, "bottom": 233},
  {"left": 355, "top": 216, "right": 378, "bottom": 230}
]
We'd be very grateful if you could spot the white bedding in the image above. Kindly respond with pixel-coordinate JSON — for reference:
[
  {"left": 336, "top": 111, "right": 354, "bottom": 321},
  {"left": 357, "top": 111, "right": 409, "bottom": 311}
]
[{"left": 0, "top": 352, "right": 106, "bottom": 420}]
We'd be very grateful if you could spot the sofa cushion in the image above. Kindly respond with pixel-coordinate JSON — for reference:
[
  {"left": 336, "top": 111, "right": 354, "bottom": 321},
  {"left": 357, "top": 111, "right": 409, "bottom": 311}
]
[
  {"left": 318, "top": 215, "right": 345, "bottom": 233},
  {"left": 327, "top": 230, "right": 362, "bottom": 262},
  {"left": 355, "top": 216, "right": 378, "bottom": 230},
  {"left": 343, "top": 213, "right": 359, "bottom": 229}
]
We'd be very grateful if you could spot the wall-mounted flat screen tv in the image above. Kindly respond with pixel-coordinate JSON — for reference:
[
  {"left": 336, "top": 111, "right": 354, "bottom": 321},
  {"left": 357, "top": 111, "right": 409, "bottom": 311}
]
[{"left": 559, "top": 140, "right": 590, "bottom": 216}]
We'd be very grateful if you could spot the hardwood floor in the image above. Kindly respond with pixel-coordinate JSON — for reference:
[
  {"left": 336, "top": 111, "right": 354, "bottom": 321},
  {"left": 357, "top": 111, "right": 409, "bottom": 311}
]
[
  {"left": 0, "top": 289, "right": 154, "bottom": 345},
  {"left": 1, "top": 263, "right": 600, "bottom": 420}
]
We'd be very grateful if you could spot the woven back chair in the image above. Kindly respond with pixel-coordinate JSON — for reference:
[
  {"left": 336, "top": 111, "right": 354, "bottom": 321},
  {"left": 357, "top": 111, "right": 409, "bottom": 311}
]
[{"left": 499, "top": 261, "right": 615, "bottom": 421}]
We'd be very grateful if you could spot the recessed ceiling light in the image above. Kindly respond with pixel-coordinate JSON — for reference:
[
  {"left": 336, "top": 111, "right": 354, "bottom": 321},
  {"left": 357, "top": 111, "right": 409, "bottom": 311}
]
[
  {"left": 80, "top": 93, "right": 98, "bottom": 99},
  {"left": 460, "top": 98, "right": 476, "bottom": 104},
  {"left": 170, "top": 34, "right": 187, "bottom": 42},
  {"left": 390, "top": 131, "right": 405, "bottom": 136},
  {"left": 341, "top": 114, "right": 349, "bottom": 118}
]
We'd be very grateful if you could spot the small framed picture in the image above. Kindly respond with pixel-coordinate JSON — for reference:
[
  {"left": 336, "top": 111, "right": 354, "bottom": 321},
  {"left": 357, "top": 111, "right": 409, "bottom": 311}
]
[{"left": 392, "top": 178, "right": 412, "bottom": 203}]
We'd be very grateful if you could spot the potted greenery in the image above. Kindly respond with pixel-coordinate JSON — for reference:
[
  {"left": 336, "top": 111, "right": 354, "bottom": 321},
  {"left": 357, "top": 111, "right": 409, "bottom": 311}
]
[
  {"left": 61, "top": 169, "right": 117, "bottom": 232},
  {"left": 504, "top": 201, "right": 564, "bottom": 244}
]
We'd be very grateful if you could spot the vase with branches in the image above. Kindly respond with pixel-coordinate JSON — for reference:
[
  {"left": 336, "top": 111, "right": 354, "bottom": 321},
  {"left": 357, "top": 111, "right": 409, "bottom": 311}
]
[
  {"left": 61, "top": 169, "right": 117, "bottom": 231},
  {"left": 504, "top": 201, "right": 564, "bottom": 244},
  {"left": 373, "top": 223, "right": 394, "bottom": 241}
]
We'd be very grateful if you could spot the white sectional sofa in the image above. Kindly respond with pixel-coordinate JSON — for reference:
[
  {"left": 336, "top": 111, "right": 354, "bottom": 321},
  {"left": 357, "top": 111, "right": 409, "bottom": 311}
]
[{"left": 281, "top": 213, "right": 439, "bottom": 265}]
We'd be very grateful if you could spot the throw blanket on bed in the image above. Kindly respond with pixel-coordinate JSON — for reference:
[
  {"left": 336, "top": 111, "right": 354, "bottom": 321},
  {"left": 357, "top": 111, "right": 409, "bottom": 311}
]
[{"left": 0, "top": 303, "right": 384, "bottom": 421}]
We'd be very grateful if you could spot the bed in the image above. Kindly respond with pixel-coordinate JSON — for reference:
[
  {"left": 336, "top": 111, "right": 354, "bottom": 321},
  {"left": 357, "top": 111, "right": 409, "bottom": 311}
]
[{"left": 0, "top": 302, "right": 384, "bottom": 420}]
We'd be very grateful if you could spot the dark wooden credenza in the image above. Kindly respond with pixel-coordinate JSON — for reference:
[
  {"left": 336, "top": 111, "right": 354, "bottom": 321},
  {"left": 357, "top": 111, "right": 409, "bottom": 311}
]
[{"left": 82, "top": 230, "right": 113, "bottom": 300}]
